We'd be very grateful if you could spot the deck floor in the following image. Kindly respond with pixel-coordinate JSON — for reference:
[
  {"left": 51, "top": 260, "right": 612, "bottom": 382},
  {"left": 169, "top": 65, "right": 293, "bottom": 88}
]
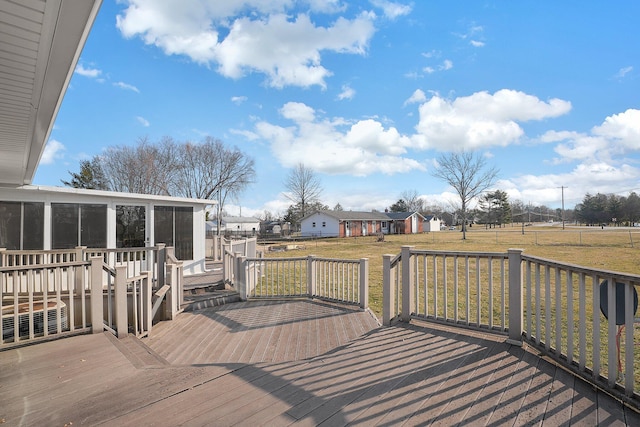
[{"left": 1, "top": 299, "right": 638, "bottom": 426}]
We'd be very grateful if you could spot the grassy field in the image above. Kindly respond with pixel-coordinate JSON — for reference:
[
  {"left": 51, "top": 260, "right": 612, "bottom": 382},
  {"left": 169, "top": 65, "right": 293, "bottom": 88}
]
[
  {"left": 262, "top": 226, "right": 640, "bottom": 392},
  {"left": 262, "top": 226, "right": 640, "bottom": 317}
]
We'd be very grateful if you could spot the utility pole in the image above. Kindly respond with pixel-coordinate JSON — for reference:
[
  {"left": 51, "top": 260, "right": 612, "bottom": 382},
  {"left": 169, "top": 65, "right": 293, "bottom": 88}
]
[{"left": 558, "top": 186, "right": 567, "bottom": 230}]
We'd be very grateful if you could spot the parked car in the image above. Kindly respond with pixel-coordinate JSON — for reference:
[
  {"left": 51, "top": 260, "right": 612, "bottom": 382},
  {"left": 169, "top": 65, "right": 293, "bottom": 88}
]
[{"left": 449, "top": 226, "right": 456, "bottom": 230}]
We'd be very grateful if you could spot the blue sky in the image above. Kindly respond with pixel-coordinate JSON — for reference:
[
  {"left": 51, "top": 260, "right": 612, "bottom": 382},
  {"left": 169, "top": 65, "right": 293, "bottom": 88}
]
[{"left": 35, "top": 0, "right": 640, "bottom": 218}]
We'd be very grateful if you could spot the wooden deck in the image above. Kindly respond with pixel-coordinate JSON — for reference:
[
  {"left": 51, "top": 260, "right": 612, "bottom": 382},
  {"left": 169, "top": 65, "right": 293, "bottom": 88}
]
[{"left": 1, "top": 299, "right": 638, "bottom": 426}]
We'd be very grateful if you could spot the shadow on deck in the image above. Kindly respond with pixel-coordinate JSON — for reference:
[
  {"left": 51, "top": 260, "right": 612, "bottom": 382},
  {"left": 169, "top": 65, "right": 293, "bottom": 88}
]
[{"left": 1, "top": 299, "right": 639, "bottom": 426}]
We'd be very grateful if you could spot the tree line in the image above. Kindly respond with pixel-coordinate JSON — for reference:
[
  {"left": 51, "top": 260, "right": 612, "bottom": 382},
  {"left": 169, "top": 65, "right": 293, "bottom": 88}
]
[{"left": 63, "top": 136, "right": 256, "bottom": 218}]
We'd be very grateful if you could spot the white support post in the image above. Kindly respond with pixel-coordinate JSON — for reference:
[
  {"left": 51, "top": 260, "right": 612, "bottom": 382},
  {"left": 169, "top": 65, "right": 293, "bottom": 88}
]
[
  {"left": 401, "top": 246, "right": 414, "bottom": 322},
  {"left": 307, "top": 255, "right": 316, "bottom": 297},
  {"left": 359, "top": 258, "right": 369, "bottom": 309},
  {"left": 382, "top": 254, "right": 394, "bottom": 326},
  {"left": 236, "top": 255, "right": 247, "bottom": 300},
  {"left": 114, "top": 265, "right": 128, "bottom": 338},
  {"left": 143, "top": 271, "right": 152, "bottom": 335},
  {"left": 165, "top": 264, "right": 176, "bottom": 320},
  {"left": 157, "top": 243, "right": 166, "bottom": 290},
  {"left": 90, "top": 256, "right": 104, "bottom": 334},
  {"left": 507, "top": 248, "right": 523, "bottom": 346}
]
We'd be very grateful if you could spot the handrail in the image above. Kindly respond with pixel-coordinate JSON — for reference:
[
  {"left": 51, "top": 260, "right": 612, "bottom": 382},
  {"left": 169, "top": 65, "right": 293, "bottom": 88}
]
[
  {"left": 0, "top": 260, "right": 90, "bottom": 272},
  {"left": 382, "top": 246, "right": 640, "bottom": 409}
]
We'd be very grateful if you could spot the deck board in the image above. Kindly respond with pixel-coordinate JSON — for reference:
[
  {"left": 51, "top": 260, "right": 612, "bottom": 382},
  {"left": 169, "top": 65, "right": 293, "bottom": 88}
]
[{"left": 1, "top": 299, "right": 637, "bottom": 426}]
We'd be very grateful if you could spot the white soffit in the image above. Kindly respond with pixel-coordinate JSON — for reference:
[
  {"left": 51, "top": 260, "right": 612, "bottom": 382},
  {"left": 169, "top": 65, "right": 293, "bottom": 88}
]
[{"left": 0, "top": 0, "right": 102, "bottom": 186}]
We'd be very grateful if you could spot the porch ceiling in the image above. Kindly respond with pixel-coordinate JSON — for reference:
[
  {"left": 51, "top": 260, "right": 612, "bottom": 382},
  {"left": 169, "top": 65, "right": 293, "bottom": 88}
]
[{"left": 0, "top": 0, "right": 102, "bottom": 186}]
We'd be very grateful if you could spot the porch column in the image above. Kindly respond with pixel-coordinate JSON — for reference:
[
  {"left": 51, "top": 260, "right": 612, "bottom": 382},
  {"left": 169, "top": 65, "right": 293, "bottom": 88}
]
[
  {"left": 401, "top": 246, "right": 414, "bottom": 322},
  {"left": 507, "top": 248, "right": 523, "bottom": 346}
]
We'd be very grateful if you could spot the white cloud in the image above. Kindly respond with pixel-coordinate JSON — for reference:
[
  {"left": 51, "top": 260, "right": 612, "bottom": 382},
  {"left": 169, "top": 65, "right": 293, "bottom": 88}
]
[
  {"left": 116, "top": 1, "right": 377, "bottom": 88},
  {"left": 470, "top": 40, "right": 485, "bottom": 47},
  {"left": 422, "top": 59, "right": 453, "bottom": 74},
  {"left": 403, "top": 89, "right": 426, "bottom": 106},
  {"left": 113, "top": 81, "right": 140, "bottom": 93},
  {"left": 41, "top": 139, "right": 65, "bottom": 165},
  {"left": 370, "top": 0, "right": 412, "bottom": 20},
  {"left": 136, "top": 116, "right": 150, "bottom": 127},
  {"left": 337, "top": 84, "right": 355, "bottom": 100},
  {"left": 231, "top": 96, "right": 247, "bottom": 105},
  {"left": 253, "top": 101, "right": 422, "bottom": 176},
  {"left": 614, "top": 66, "right": 633, "bottom": 80},
  {"left": 503, "top": 161, "right": 640, "bottom": 207},
  {"left": 75, "top": 64, "right": 102, "bottom": 78},
  {"left": 413, "top": 89, "right": 572, "bottom": 151},
  {"left": 543, "top": 109, "right": 640, "bottom": 163}
]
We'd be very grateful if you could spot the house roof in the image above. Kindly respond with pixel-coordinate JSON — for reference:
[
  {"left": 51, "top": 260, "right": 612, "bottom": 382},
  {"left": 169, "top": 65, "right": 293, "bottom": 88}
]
[
  {"left": 0, "top": 0, "right": 102, "bottom": 186},
  {"left": 1, "top": 184, "right": 214, "bottom": 205},
  {"left": 223, "top": 216, "right": 260, "bottom": 223},
  {"left": 303, "top": 210, "right": 391, "bottom": 222},
  {"left": 385, "top": 211, "right": 426, "bottom": 221}
]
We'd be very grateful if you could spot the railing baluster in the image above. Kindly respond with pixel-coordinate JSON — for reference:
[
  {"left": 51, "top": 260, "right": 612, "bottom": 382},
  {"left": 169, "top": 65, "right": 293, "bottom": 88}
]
[
  {"left": 555, "top": 267, "right": 562, "bottom": 356},
  {"left": 578, "top": 272, "right": 586, "bottom": 371}
]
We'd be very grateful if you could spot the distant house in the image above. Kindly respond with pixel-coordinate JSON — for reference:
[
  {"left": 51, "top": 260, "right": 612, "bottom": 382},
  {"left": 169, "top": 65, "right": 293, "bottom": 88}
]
[
  {"left": 385, "top": 212, "right": 426, "bottom": 234},
  {"left": 423, "top": 215, "right": 443, "bottom": 232},
  {"left": 301, "top": 211, "right": 391, "bottom": 238},
  {"left": 221, "top": 216, "right": 260, "bottom": 237},
  {"left": 300, "top": 211, "right": 445, "bottom": 237}
]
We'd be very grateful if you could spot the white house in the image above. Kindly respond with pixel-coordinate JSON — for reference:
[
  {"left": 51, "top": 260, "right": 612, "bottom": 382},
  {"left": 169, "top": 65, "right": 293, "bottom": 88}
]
[
  {"left": 301, "top": 211, "right": 391, "bottom": 238},
  {"left": 423, "top": 215, "right": 443, "bottom": 232},
  {"left": 222, "top": 216, "right": 260, "bottom": 237},
  {"left": 0, "top": 0, "right": 213, "bottom": 275}
]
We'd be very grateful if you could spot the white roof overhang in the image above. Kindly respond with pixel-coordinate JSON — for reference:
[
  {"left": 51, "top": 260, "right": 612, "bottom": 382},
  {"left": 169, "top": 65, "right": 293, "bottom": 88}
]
[{"left": 0, "top": 0, "right": 102, "bottom": 186}]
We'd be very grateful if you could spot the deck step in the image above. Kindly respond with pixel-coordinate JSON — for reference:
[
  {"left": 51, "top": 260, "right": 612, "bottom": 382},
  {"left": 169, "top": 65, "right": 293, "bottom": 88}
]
[
  {"left": 105, "top": 332, "right": 170, "bottom": 368},
  {"left": 182, "top": 290, "right": 241, "bottom": 312}
]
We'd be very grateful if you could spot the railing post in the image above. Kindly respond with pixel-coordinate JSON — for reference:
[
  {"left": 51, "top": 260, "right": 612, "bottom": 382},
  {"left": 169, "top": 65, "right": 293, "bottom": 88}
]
[
  {"left": 157, "top": 243, "right": 166, "bottom": 290},
  {"left": 114, "top": 265, "right": 128, "bottom": 338},
  {"left": 236, "top": 255, "right": 247, "bottom": 300},
  {"left": 307, "top": 255, "right": 316, "bottom": 297},
  {"left": 143, "top": 271, "right": 152, "bottom": 335},
  {"left": 90, "top": 256, "right": 104, "bottom": 334},
  {"left": 401, "top": 246, "right": 414, "bottom": 322},
  {"left": 382, "top": 254, "right": 394, "bottom": 326},
  {"left": 507, "top": 248, "right": 523, "bottom": 346},
  {"left": 359, "top": 258, "right": 369, "bottom": 309}
]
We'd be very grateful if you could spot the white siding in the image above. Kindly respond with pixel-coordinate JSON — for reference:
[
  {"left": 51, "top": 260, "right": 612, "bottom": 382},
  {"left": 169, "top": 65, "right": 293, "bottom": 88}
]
[{"left": 301, "top": 212, "right": 339, "bottom": 237}]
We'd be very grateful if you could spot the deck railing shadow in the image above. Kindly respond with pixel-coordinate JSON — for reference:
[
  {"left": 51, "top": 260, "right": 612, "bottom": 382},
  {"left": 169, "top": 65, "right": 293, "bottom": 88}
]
[
  {"left": 382, "top": 245, "right": 640, "bottom": 410},
  {"left": 197, "top": 298, "right": 367, "bottom": 332},
  {"left": 187, "top": 320, "right": 616, "bottom": 425},
  {"left": 221, "top": 245, "right": 640, "bottom": 409}
]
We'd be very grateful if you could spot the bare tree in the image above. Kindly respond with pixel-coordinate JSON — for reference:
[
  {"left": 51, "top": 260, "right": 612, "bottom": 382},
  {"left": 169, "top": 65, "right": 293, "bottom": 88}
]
[
  {"left": 431, "top": 151, "right": 499, "bottom": 239},
  {"left": 284, "top": 163, "right": 323, "bottom": 222},
  {"left": 173, "top": 136, "right": 255, "bottom": 203},
  {"left": 99, "top": 136, "right": 179, "bottom": 195},
  {"left": 400, "top": 189, "right": 426, "bottom": 212}
]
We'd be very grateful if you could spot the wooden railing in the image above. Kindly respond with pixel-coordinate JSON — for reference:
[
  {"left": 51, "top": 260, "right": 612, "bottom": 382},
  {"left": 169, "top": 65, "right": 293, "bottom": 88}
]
[
  {"left": 231, "top": 254, "right": 369, "bottom": 308},
  {"left": 1, "top": 259, "right": 92, "bottom": 347},
  {"left": 1, "top": 246, "right": 183, "bottom": 348},
  {"left": 521, "top": 254, "right": 640, "bottom": 403},
  {"left": 383, "top": 246, "right": 640, "bottom": 408}
]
